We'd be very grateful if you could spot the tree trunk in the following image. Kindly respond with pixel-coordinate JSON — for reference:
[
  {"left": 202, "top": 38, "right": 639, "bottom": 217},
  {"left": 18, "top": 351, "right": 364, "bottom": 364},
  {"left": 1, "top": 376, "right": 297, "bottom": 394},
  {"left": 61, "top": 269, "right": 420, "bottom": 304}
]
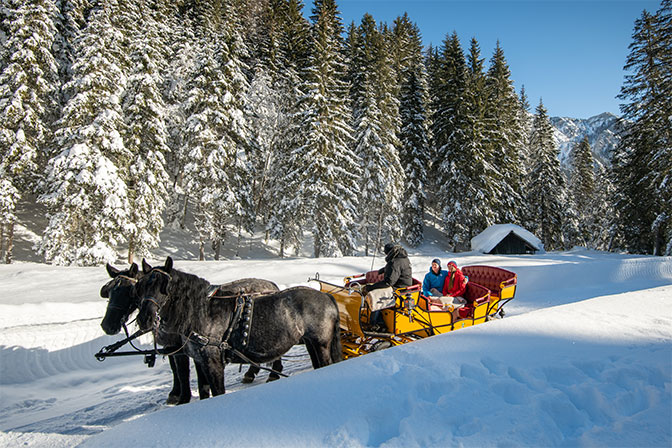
[
  {"left": 199, "top": 239, "right": 205, "bottom": 261},
  {"left": 213, "top": 239, "right": 221, "bottom": 260},
  {"left": 180, "top": 194, "right": 189, "bottom": 230},
  {"left": 128, "top": 238, "right": 134, "bottom": 264},
  {"left": 5, "top": 221, "right": 13, "bottom": 264},
  {"left": 0, "top": 223, "right": 4, "bottom": 259},
  {"left": 374, "top": 204, "right": 384, "bottom": 255},
  {"left": 313, "top": 233, "right": 320, "bottom": 258},
  {"left": 364, "top": 224, "right": 370, "bottom": 257},
  {"left": 280, "top": 238, "right": 285, "bottom": 258}
]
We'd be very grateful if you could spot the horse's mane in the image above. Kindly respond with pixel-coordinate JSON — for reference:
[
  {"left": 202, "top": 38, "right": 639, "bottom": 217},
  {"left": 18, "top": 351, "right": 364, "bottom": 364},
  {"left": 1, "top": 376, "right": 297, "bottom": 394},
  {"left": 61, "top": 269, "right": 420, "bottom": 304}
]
[{"left": 160, "top": 268, "right": 212, "bottom": 336}]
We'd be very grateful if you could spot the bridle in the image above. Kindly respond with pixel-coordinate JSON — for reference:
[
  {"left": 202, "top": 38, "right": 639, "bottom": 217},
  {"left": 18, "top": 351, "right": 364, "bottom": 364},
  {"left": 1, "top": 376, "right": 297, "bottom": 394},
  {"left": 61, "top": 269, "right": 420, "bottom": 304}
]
[
  {"left": 104, "top": 275, "right": 139, "bottom": 313},
  {"left": 138, "top": 268, "right": 173, "bottom": 329}
]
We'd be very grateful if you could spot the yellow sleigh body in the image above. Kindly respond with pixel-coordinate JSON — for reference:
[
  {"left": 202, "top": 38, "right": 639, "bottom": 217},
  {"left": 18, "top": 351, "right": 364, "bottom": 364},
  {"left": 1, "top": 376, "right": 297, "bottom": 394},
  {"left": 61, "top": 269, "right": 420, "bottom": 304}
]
[{"left": 311, "top": 265, "right": 517, "bottom": 359}]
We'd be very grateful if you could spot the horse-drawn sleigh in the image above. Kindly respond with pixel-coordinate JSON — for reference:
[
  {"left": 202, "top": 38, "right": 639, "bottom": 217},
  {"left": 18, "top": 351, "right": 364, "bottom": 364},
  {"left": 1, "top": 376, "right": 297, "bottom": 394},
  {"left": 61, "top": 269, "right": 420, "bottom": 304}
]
[
  {"left": 310, "top": 264, "right": 517, "bottom": 359},
  {"left": 95, "top": 257, "right": 516, "bottom": 401}
]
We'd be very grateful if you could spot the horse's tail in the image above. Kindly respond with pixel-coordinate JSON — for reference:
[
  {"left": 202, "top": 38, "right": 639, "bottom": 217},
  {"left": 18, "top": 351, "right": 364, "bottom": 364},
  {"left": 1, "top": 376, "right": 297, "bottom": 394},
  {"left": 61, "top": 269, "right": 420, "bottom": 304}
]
[{"left": 327, "top": 294, "right": 343, "bottom": 363}]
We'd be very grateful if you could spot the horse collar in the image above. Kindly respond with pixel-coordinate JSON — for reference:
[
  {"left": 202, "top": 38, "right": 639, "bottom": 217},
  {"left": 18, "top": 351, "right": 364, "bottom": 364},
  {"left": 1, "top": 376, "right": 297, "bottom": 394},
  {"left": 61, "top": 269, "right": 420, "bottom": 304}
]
[{"left": 220, "top": 295, "right": 255, "bottom": 362}]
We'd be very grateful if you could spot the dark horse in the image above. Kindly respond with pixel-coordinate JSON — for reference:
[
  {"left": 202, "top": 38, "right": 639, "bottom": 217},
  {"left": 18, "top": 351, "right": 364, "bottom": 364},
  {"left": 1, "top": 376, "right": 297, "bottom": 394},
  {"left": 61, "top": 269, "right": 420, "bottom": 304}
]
[
  {"left": 100, "top": 262, "right": 209, "bottom": 404},
  {"left": 100, "top": 263, "right": 280, "bottom": 403},
  {"left": 136, "top": 257, "right": 342, "bottom": 396}
]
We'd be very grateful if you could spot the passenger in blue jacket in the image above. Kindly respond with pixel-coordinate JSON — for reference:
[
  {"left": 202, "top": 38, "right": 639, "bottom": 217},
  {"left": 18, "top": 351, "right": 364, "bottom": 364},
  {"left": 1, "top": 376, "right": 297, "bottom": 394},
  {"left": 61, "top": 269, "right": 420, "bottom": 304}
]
[{"left": 422, "top": 258, "right": 448, "bottom": 297}]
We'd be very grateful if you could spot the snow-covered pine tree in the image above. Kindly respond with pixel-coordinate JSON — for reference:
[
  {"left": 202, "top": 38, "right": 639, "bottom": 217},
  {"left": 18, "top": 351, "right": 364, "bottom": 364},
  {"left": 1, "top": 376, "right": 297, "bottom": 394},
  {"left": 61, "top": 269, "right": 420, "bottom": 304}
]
[
  {"left": 182, "top": 0, "right": 253, "bottom": 260},
  {"left": 0, "top": 0, "right": 60, "bottom": 263},
  {"left": 182, "top": 41, "right": 234, "bottom": 260},
  {"left": 350, "top": 14, "right": 403, "bottom": 255},
  {"left": 568, "top": 136, "right": 597, "bottom": 247},
  {"left": 161, "top": 6, "right": 198, "bottom": 230},
  {"left": 121, "top": 0, "right": 170, "bottom": 263},
  {"left": 221, "top": 0, "right": 257, "bottom": 257},
  {"left": 0, "top": 1, "right": 9, "bottom": 69},
  {"left": 517, "top": 86, "right": 532, "bottom": 173},
  {"left": 485, "top": 42, "right": 526, "bottom": 224},
  {"left": 246, "top": 0, "right": 291, "bottom": 226},
  {"left": 430, "top": 32, "right": 465, "bottom": 167},
  {"left": 0, "top": 172, "right": 19, "bottom": 263},
  {"left": 278, "top": 0, "right": 360, "bottom": 257},
  {"left": 424, "top": 44, "right": 441, "bottom": 197},
  {"left": 429, "top": 32, "right": 467, "bottom": 250},
  {"left": 593, "top": 164, "right": 619, "bottom": 251},
  {"left": 436, "top": 36, "right": 498, "bottom": 249},
  {"left": 526, "top": 100, "right": 566, "bottom": 251},
  {"left": 52, "top": 0, "right": 90, "bottom": 90},
  {"left": 392, "top": 14, "right": 429, "bottom": 247},
  {"left": 265, "top": 0, "right": 313, "bottom": 257},
  {"left": 39, "top": 2, "right": 131, "bottom": 265},
  {"left": 248, "top": 68, "right": 282, "bottom": 218},
  {"left": 613, "top": 0, "right": 672, "bottom": 255}
]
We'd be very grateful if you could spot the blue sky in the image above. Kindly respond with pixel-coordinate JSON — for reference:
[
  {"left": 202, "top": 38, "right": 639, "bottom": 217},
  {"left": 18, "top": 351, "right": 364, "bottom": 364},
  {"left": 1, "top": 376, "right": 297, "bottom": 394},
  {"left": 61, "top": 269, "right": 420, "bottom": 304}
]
[{"left": 330, "top": 0, "right": 660, "bottom": 119}]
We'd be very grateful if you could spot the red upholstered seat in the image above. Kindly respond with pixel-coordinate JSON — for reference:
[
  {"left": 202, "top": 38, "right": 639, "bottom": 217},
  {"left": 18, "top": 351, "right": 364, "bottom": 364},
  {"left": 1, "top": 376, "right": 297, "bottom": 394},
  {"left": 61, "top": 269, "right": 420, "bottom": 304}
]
[
  {"left": 456, "top": 282, "right": 490, "bottom": 318},
  {"left": 365, "top": 270, "right": 384, "bottom": 284},
  {"left": 462, "top": 265, "right": 516, "bottom": 297}
]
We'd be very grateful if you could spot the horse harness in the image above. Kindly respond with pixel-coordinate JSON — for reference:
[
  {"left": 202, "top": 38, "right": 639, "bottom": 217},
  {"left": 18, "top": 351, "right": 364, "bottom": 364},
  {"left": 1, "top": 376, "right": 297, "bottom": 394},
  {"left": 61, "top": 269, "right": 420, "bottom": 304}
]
[{"left": 186, "top": 289, "right": 289, "bottom": 378}]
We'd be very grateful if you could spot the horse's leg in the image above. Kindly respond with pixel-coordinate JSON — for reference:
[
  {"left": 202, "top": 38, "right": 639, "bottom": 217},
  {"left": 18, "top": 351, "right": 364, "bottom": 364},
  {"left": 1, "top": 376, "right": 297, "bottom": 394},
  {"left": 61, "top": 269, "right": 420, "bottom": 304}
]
[
  {"left": 199, "top": 347, "right": 226, "bottom": 396},
  {"left": 166, "top": 354, "right": 181, "bottom": 405},
  {"left": 194, "top": 360, "right": 211, "bottom": 399},
  {"left": 304, "top": 335, "right": 333, "bottom": 369},
  {"left": 266, "top": 359, "right": 283, "bottom": 382},
  {"left": 174, "top": 353, "right": 193, "bottom": 404},
  {"left": 242, "top": 364, "right": 260, "bottom": 384},
  {"left": 303, "top": 338, "right": 321, "bottom": 369}
]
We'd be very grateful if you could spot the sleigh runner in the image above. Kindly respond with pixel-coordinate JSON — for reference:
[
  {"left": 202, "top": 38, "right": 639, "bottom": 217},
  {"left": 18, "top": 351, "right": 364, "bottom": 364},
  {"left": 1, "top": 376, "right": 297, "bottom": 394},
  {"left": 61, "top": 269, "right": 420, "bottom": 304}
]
[{"left": 310, "top": 264, "right": 517, "bottom": 359}]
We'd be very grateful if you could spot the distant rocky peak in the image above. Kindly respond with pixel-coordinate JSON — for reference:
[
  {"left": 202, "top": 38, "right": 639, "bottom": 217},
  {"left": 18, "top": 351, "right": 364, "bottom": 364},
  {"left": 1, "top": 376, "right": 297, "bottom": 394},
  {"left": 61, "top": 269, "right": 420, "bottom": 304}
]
[{"left": 550, "top": 112, "right": 626, "bottom": 170}]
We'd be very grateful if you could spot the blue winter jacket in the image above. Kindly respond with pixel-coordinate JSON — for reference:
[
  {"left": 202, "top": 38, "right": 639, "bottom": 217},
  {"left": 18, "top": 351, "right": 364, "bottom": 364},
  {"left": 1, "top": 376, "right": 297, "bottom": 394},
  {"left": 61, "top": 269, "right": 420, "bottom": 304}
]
[{"left": 422, "top": 268, "right": 448, "bottom": 296}]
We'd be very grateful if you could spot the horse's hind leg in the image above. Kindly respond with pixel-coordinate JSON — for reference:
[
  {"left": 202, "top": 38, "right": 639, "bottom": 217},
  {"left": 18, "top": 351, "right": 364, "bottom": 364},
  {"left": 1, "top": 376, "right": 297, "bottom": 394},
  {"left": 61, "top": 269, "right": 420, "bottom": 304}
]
[
  {"left": 266, "top": 359, "right": 283, "bottom": 382},
  {"left": 304, "top": 335, "right": 335, "bottom": 369},
  {"left": 242, "top": 365, "right": 260, "bottom": 384},
  {"left": 194, "top": 361, "right": 211, "bottom": 399},
  {"left": 303, "top": 338, "right": 323, "bottom": 369}
]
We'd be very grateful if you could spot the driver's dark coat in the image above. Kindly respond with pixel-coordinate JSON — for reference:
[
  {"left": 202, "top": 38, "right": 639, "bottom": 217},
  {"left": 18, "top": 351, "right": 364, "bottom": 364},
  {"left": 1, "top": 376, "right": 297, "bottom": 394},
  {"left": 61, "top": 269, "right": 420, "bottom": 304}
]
[{"left": 377, "top": 245, "right": 413, "bottom": 288}]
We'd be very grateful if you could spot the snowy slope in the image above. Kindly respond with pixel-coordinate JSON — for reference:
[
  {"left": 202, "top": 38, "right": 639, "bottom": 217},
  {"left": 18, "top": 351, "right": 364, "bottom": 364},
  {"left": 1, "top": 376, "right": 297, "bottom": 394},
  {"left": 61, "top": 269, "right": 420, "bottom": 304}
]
[{"left": 0, "top": 250, "right": 671, "bottom": 447}]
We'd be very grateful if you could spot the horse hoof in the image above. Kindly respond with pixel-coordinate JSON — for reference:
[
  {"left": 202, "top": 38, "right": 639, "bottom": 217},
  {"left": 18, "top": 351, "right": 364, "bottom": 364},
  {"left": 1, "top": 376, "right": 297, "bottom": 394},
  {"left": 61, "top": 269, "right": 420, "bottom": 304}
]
[
  {"left": 266, "top": 375, "right": 280, "bottom": 382},
  {"left": 166, "top": 395, "right": 180, "bottom": 406},
  {"left": 241, "top": 374, "right": 255, "bottom": 384},
  {"left": 198, "top": 388, "right": 211, "bottom": 400}
]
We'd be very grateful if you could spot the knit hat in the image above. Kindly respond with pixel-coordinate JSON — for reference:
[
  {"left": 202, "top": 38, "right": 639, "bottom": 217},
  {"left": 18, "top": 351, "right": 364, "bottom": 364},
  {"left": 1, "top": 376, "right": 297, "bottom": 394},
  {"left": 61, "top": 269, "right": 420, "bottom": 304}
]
[
  {"left": 447, "top": 260, "right": 457, "bottom": 267},
  {"left": 431, "top": 258, "right": 441, "bottom": 266},
  {"left": 384, "top": 242, "right": 395, "bottom": 255}
]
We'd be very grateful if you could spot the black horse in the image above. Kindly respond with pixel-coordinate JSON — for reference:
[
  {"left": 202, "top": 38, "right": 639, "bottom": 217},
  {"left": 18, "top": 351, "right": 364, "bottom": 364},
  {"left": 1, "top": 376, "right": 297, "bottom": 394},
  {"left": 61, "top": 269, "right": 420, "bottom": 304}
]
[
  {"left": 100, "top": 263, "right": 283, "bottom": 403},
  {"left": 136, "top": 257, "right": 342, "bottom": 396},
  {"left": 100, "top": 262, "right": 209, "bottom": 405}
]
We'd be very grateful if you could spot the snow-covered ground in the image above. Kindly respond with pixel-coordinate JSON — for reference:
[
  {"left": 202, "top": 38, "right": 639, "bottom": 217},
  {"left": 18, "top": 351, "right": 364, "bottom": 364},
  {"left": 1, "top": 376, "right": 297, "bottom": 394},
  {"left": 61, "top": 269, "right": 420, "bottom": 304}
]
[{"left": 1, "top": 245, "right": 671, "bottom": 447}]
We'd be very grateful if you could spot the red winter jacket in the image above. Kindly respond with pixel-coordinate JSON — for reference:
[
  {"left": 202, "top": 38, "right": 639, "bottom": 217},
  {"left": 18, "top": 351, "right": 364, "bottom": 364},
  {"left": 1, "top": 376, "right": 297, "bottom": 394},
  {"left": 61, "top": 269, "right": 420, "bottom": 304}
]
[{"left": 442, "top": 262, "right": 467, "bottom": 297}]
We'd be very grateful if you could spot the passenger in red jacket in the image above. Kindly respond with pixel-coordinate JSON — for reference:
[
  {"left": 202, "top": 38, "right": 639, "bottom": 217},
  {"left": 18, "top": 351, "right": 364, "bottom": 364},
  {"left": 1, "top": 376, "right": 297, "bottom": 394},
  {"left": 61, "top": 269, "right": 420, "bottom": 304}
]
[{"left": 442, "top": 261, "right": 467, "bottom": 298}]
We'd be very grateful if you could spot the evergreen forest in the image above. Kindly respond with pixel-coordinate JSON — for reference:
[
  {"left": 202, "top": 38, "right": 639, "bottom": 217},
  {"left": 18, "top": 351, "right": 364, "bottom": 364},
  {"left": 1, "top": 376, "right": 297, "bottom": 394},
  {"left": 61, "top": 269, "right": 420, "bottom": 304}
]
[{"left": 0, "top": 0, "right": 670, "bottom": 265}]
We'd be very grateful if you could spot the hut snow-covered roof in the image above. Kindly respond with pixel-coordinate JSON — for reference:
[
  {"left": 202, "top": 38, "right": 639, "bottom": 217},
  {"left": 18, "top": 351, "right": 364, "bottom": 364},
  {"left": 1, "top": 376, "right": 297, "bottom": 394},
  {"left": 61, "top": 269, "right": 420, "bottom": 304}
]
[{"left": 471, "top": 224, "right": 544, "bottom": 254}]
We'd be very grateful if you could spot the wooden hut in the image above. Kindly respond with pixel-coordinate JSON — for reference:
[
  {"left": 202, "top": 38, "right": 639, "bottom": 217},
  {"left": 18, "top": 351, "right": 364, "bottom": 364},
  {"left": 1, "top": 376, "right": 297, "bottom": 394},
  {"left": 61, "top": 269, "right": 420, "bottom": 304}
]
[{"left": 471, "top": 224, "right": 543, "bottom": 255}]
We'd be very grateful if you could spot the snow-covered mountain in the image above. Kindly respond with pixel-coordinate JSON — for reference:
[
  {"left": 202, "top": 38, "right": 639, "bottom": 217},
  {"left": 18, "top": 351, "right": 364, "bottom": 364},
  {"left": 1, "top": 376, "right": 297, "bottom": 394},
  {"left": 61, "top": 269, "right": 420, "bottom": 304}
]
[{"left": 551, "top": 112, "right": 625, "bottom": 169}]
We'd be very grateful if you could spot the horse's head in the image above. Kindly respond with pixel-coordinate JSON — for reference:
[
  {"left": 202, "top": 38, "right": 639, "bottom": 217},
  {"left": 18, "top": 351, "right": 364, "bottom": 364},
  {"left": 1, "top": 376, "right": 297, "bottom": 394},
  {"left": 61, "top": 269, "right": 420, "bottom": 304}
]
[
  {"left": 136, "top": 257, "right": 174, "bottom": 332},
  {"left": 100, "top": 262, "right": 140, "bottom": 335}
]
